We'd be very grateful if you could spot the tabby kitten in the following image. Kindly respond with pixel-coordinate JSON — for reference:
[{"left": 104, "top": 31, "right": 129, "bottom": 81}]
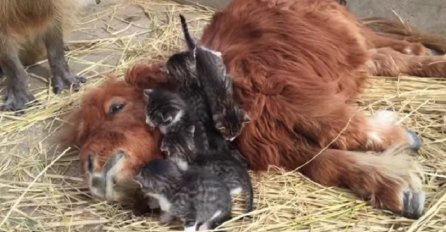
[
  {"left": 165, "top": 48, "right": 211, "bottom": 152},
  {"left": 194, "top": 150, "right": 254, "bottom": 213},
  {"left": 160, "top": 124, "right": 197, "bottom": 171},
  {"left": 135, "top": 159, "right": 232, "bottom": 231},
  {"left": 143, "top": 88, "right": 188, "bottom": 134},
  {"left": 179, "top": 14, "right": 251, "bottom": 141},
  {"left": 163, "top": 122, "right": 254, "bottom": 213}
]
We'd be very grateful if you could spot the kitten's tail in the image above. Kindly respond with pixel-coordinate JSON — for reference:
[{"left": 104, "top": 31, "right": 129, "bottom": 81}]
[
  {"left": 244, "top": 176, "right": 254, "bottom": 214},
  {"left": 179, "top": 14, "right": 196, "bottom": 51}
]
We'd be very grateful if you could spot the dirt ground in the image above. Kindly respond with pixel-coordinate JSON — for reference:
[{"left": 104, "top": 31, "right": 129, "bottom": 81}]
[{"left": 0, "top": 0, "right": 445, "bottom": 232}]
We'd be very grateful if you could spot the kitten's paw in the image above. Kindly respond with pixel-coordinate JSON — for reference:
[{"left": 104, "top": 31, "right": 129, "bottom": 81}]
[{"left": 159, "top": 212, "right": 175, "bottom": 225}]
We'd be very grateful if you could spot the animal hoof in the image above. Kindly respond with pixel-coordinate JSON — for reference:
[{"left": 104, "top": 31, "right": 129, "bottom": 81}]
[
  {"left": 71, "top": 75, "right": 86, "bottom": 91},
  {"left": 407, "top": 130, "right": 422, "bottom": 151},
  {"left": 63, "top": 44, "right": 71, "bottom": 51},
  {"left": 77, "top": 75, "right": 87, "bottom": 84},
  {"left": 52, "top": 75, "right": 86, "bottom": 94},
  {"left": 1, "top": 89, "right": 36, "bottom": 112},
  {"left": 402, "top": 190, "right": 425, "bottom": 219}
]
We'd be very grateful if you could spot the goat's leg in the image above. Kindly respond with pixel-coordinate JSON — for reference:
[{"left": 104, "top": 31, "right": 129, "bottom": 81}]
[
  {"left": 43, "top": 22, "right": 86, "bottom": 94},
  {"left": 0, "top": 36, "right": 36, "bottom": 112}
]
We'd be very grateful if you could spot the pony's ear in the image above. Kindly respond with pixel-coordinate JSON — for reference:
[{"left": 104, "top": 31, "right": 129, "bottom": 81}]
[{"left": 187, "top": 124, "right": 195, "bottom": 135}]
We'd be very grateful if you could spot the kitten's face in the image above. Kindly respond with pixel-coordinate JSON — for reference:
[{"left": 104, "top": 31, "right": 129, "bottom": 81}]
[
  {"left": 214, "top": 106, "right": 250, "bottom": 141},
  {"left": 144, "top": 89, "right": 186, "bottom": 132},
  {"left": 160, "top": 125, "right": 196, "bottom": 160},
  {"left": 134, "top": 159, "right": 182, "bottom": 194}
]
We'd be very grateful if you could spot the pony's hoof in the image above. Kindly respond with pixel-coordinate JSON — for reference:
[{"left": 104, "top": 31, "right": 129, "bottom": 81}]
[
  {"left": 407, "top": 130, "right": 422, "bottom": 151},
  {"left": 402, "top": 190, "right": 425, "bottom": 219}
]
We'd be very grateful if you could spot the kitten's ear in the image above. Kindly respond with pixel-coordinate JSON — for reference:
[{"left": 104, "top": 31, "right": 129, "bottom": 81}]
[
  {"left": 187, "top": 125, "right": 195, "bottom": 135},
  {"left": 133, "top": 173, "right": 144, "bottom": 189},
  {"left": 143, "top": 89, "right": 153, "bottom": 101},
  {"left": 159, "top": 65, "right": 169, "bottom": 74},
  {"left": 160, "top": 142, "right": 169, "bottom": 155}
]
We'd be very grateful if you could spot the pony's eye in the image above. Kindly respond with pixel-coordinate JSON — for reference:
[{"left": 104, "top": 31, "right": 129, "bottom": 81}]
[{"left": 109, "top": 103, "right": 125, "bottom": 115}]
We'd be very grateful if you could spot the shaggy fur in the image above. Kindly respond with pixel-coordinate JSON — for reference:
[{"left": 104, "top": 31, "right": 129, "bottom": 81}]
[
  {"left": 362, "top": 17, "right": 446, "bottom": 55},
  {"left": 62, "top": 0, "right": 446, "bottom": 219}
]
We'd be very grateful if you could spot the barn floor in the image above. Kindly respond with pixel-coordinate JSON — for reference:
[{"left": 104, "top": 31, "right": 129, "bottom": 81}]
[{"left": 0, "top": 0, "right": 445, "bottom": 231}]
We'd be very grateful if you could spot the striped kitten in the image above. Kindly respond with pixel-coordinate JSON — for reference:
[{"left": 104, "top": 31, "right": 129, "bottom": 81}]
[
  {"left": 179, "top": 14, "right": 251, "bottom": 141},
  {"left": 135, "top": 159, "right": 232, "bottom": 231}
]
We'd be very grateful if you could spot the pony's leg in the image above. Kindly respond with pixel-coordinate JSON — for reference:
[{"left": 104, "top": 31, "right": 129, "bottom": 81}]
[
  {"left": 367, "top": 47, "right": 446, "bottom": 77},
  {"left": 303, "top": 105, "right": 420, "bottom": 152},
  {"left": 300, "top": 146, "right": 424, "bottom": 219},
  {"left": 362, "top": 27, "right": 429, "bottom": 56}
]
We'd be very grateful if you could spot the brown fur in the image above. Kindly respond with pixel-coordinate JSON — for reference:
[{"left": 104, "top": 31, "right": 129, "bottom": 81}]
[
  {"left": 368, "top": 47, "right": 446, "bottom": 77},
  {"left": 62, "top": 77, "right": 148, "bottom": 148},
  {"left": 125, "top": 61, "right": 175, "bottom": 91},
  {"left": 79, "top": 123, "right": 162, "bottom": 178},
  {"left": 0, "top": 0, "right": 78, "bottom": 46},
  {"left": 362, "top": 17, "right": 446, "bottom": 55},
  {"left": 358, "top": 17, "right": 446, "bottom": 76},
  {"left": 0, "top": 0, "right": 91, "bottom": 112},
  {"left": 63, "top": 0, "right": 439, "bottom": 218},
  {"left": 199, "top": 0, "right": 414, "bottom": 170}
]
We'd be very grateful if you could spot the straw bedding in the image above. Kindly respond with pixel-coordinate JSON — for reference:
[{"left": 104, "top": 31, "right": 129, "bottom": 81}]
[{"left": 0, "top": 0, "right": 444, "bottom": 231}]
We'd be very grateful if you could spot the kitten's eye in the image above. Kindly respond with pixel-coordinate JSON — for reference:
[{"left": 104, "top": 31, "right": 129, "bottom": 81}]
[
  {"left": 163, "top": 116, "right": 173, "bottom": 124},
  {"left": 109, "top": 103, "right": 125, "bottom": 115},
  {"left": 217, "top": 126, "right": 226, "bottom": 133}
]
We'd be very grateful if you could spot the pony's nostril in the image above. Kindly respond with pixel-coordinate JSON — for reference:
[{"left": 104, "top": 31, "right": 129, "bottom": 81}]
[
  {"left": 87, "top": 154, "right": 94, "bottom": 173},
  {"left": 90, "top": 174, "right": 106, "bottom": 199},
  {"left": 91, "top": 176, "right": 104, "bottom": 188}
]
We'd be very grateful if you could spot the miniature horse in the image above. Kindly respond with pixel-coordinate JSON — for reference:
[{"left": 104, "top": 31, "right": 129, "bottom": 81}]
[{"left": 64, "top": 0, "right": 446, "bottom": 219}]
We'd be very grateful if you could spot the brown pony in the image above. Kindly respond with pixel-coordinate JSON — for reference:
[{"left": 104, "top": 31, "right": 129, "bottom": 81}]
[{"left": 63, "top": 0, "right": 446, "bottom": 219}]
